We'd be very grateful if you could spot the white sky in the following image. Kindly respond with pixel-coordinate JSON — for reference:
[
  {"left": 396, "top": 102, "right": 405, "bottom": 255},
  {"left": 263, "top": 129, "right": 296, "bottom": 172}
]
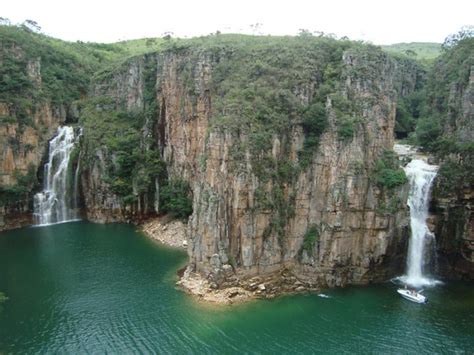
[{"left": 2, "top": 0, "right": 473, "bottom": 44}]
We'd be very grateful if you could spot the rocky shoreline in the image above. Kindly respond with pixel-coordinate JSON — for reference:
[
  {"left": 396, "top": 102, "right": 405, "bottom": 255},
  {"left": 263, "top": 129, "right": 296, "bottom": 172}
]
[
  {"left": 177, "top": 266, "right": 320, "bottom": 305},
  {"left": 141, "top": 217, "right": 188, "bottom": 249},
  {"left": 141, "top": 217, "right": 319, "bottom": 305}
]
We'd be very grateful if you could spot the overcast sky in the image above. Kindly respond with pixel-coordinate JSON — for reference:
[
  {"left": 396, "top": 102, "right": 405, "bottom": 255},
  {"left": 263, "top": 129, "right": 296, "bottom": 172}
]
[{"left": 2, "top": 0, "right": 473, "bottom": 44}]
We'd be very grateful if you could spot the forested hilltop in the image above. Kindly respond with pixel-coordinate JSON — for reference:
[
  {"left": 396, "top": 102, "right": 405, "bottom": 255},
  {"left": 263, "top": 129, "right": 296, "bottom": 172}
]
[{"left": 0, "top": 23, "right": 472, "bottom": 286}]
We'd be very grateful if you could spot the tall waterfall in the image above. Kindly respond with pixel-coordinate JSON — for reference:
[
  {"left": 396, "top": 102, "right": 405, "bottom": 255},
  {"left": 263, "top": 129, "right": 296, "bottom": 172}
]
[
  {"left": 401, "top": 159, "right": 439, "bottom": 287},
  {"left": 34, "top": 126, "right": 81, "bottom": 225}
]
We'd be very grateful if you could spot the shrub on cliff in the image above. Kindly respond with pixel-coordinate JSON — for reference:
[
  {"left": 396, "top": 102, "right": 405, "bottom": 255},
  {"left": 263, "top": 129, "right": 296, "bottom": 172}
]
[
  {"left": 159, "top": 180, "right": 193, "bottom": 219},
  {"left": 435, "top": 150, "right": 474, "bottom": 196},
  {"left": 374, "top": 150, "right": 407, "bottom": 189},
  {"left": 414, "top": 35, "right": 473, "bottom": 152},
  {"left": 414, "top": 116, "right": 442, "bottom": 150},
  {"left": 299, "top": 225, "right": 320, "bottom": 258},
  {"left": 0, "top": 165, "right": 37, "bottom": 206}
]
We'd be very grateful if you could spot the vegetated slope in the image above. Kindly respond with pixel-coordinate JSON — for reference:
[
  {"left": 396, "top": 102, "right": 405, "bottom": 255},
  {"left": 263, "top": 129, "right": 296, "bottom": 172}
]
[
  {"left": 380, "top": 33, "right": 474, "bottom": 279},
  {"left": 0, "top": 24, "right": 164, "bottom": 227},
  {"left": 382, "top": 42, "right": 441, "bottom": 62},
  {"left": 421, "top": 36, "right": 473, "bottom": 279}
]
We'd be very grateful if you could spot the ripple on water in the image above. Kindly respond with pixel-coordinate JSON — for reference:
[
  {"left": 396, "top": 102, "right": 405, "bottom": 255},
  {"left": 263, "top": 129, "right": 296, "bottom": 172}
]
[{"left": 0, "top": 222, "right": 473, "bottom": 353}]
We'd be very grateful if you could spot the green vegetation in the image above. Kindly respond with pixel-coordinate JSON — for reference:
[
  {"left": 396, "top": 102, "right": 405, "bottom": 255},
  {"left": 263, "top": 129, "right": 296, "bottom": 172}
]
[
  {"left": 407, "top": 30, "right": 473, "bottom": 199},
  {"left": 373, "top": 150, "right": 407, "bottom": 189},
  {"left": 78, "top": 50, "right": 166, "bottom": 209},
  {"left": 395, "top": 90, "right": 425, "bottom": 137},
  {"left": 183, "top": 34, "right": 353, "bottom": 160},
  {"left": 300, "top": 101, "right": 328, "bottom": 166},
  {"left": 0, "top": 292, "right": 7, "bottom": 303},
  {"left": 382, "top": 42, "right": 441, "bottom": 62},
  {"left": 415, "top": 37, "right": 473, "bottom": 150},
  {"left": 0, "top": 25, "right": 90, "bottom": 112},
  {"left": 389, "top": 29, "right": 473, "bottom": 188},
  {"left": 414, "top": 116, "right": 442, "bottom": 150},
  {"left": 299, "top": 225, "right": 320, "bottom": 257},
  {"left": 2, "top": 23, "right": 470, "bottom": 226},
  {"left": 79, "top": 98, "right": 166, "bottom": 205},
  {"left": 0, "top": 23, "right": 165, "bottom": 128},
  {"left": 0, "top": 165, "right": 37, "bottom": 206},
  {"left": 78, "top": 53, "right": 191, "bottom": 216},
  {"left": 159, "top": 180, "right": 193, "bottom": 219},
  {"left": 390, "top": 29, "right": 473, "bottom": 152},
  {"left": 435, "top": 153, "right": 474, "bottom": 196}
]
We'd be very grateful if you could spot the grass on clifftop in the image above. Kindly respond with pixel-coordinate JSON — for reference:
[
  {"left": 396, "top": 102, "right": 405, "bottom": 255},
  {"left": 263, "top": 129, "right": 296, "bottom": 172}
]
[{"left": 382, "top": 42, "right": 441, "bottom": 62}]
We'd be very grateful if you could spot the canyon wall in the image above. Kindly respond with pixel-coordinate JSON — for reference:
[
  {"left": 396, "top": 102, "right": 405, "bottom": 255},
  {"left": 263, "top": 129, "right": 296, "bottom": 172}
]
[
  {"left": 432, "top": 65, "right": 474, "bottom": 279},
  {"left": 7, "top": 38, "right": 417, "bottom": 287},
  {"left": 79, "top": 55, "right": 161, "bottom": 223},
  {"left": 4, "top": 28, "right": 471, "bottom": 288},
  {"left": 0, "top": 44, "right": 67, "bottom": 230},
  {"left": 147, "top": 43, "right": 415, "bottom": 287}
]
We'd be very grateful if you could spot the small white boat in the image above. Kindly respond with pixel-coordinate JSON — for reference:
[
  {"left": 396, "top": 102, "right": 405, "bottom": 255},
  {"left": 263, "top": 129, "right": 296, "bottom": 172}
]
[{"left": 397, "top": 289, "right": 427, "bottom": 304}]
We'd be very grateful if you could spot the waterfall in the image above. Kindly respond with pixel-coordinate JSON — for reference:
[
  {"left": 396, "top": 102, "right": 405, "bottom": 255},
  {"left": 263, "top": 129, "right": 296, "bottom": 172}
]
[
  {"left": 34, "top": 126, "right": 81, "bottom": 225},
  {"left": 401, "top": 159, "right": 440, "bottom": 287}
]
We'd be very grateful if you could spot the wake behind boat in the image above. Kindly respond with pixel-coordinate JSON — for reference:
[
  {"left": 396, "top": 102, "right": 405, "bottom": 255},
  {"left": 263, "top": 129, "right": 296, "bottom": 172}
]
[{"left": 397, "top": 288, "right": 427, "bottom": 304}]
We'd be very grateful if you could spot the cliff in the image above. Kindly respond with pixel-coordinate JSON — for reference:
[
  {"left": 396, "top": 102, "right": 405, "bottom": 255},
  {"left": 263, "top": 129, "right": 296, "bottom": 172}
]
[
  {"left": 0, "top": 25, "right": 159, "bottom": 229},
  {"left": 162, "top": 41, "right": 413, "bottom": 288},
  {"left": 430, "top": 56, "right": 474, "bottom": 279},
  {"left": 0, "top": 30, "right": 421, "bottom": 290},
  {"left": 4, "top": 27, "right": 471, "bottom": 292},
  {"left": 79, "top": 54, "right": 163, "bottom": 223},
  {"left": 77, "top": 37, "right": 421, "bottom": 291},
  {"left": 0, "top": 31, "right": 73, "bottom": 230}
]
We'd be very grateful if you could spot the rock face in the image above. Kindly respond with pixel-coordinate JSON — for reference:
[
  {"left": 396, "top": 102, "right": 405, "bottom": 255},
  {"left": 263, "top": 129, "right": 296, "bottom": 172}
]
[
  {"left": 142, "top": 216, "right": 187, "bottom": 249},
  {"left": 444, "top": 65, "right": 474, "bottom": 142},
  {"left": 431, "top": 65, "right": 474, "bottom": 279},
  {"left": 150, "top": 46, "right": 412, "bottom": 288},
  {"left": 0, "top": 45, "right": 66, "bottom": 231},
  {"left": 1, "top": 35, "right": 429, "bottom": 291},
  {"left": 80, "top": 148, "right": 128, "bottom": 223},
  {"left": 432, "top": 186, "right": 474, "bottom": 279},
  {"left": 80, "top": 56, "right": 156, "bottom": 223},
  {"left": 76, "top": 43, "right": 414, "bottom": 289}
]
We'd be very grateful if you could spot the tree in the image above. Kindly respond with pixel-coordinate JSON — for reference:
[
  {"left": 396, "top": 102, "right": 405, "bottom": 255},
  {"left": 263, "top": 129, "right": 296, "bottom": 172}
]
[
  {"left": 22, "top": 19, "right": 42, "bottom": 32},
  {"left": 415, "top": 117, "right": 442, "bottom": 150},
  {"left": 159, "top": 180, "right": 192, "bottom": 219},
  {"left": 250, "top": 23, "right": 263, "bottom": 35},
  {"left": 442, "top": 25, "right": 473, "bottom": 49},
  {"left": 162, "top": 31, "right": 173, "bottom": 40},
  {"left": 145, "top": 38, "right": 157, "bottom": 47},
  {"left": 298, "top": 29, "right": 312, "bottom": 37},
  {"left": 0, "top": 17, "right": 11, "bottom": 26}
]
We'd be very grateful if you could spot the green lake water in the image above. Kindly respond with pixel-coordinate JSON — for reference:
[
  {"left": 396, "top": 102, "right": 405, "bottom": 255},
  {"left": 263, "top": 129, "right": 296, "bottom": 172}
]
[{"left": 0, "top": 221, "right": 473, "bottom": 353}]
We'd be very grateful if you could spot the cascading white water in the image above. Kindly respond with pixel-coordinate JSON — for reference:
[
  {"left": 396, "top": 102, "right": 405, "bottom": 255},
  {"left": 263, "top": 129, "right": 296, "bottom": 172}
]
[
  {"left": 34, "top": 126, "right": 81, "bottom": 225},
  {"left": 400, "top": 159, "right": 440, "bottom": 287}
]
